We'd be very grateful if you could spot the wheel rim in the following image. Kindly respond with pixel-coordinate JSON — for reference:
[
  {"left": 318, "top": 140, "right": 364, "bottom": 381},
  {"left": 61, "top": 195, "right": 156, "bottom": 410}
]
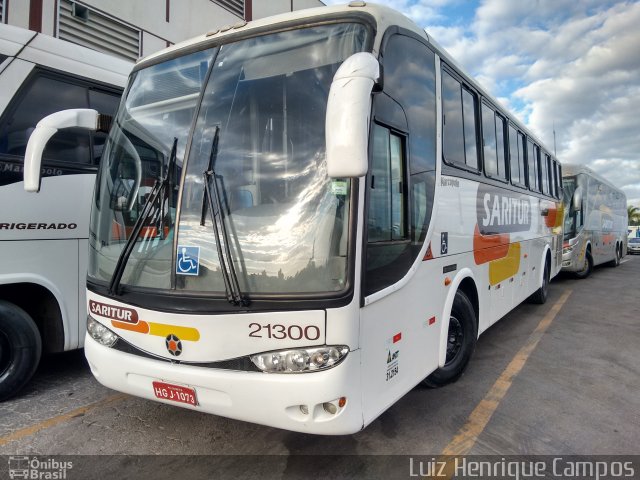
[
  {"left": 0, "top": 330, "right": 12, "bottom": 378},
  {"left": 579, "top": 255, "right": 589, "bottom": 274},
  {"left": 445, "top": 316, "right": 464, "bottom": 365}
]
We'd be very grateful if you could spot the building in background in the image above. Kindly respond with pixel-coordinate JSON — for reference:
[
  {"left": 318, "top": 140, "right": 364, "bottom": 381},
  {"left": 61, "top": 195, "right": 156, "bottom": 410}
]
[{"left": 0, "top": 0, "right": 325, "bottom": 61}]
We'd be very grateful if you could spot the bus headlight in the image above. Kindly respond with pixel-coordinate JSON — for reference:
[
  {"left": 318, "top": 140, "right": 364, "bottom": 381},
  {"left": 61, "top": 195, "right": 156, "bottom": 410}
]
[
  {"left": 87, "top": 316, "right": 118, "bottom": 347},
  {"left": 251, "top": 346, "right": 349, "bottom": 373},
  {"left": 563, "top": 245, "right": 575, "bottom": 255}
]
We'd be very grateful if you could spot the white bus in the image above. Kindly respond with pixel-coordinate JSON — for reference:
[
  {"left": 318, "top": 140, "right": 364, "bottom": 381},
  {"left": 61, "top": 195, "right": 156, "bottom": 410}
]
[
  {"left": 0, "top": 24, "right": 130, "bottom": 401},
  {"left": 561, "top": 163, "right": 627, "bottom": 277},
  {"left": 25, "top": 3, "right": 563, "bottom": 434}
]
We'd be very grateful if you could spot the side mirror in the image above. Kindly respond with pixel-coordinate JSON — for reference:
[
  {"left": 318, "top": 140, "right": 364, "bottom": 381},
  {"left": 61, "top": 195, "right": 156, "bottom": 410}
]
[
  {"left": 572, "top": 187, "right": 582, "bottom": 212},
  {"left": 325, "top": 52, "right": 380, "bottom": 178},
  {"left": 24, "top": 109, "right": 102, "bottom": 192}
]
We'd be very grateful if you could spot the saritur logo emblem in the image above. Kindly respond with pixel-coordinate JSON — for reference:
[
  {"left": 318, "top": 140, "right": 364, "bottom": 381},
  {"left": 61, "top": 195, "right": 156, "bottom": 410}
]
[{"left": 165, "top": 334, "right": 182, "bottom": 356}]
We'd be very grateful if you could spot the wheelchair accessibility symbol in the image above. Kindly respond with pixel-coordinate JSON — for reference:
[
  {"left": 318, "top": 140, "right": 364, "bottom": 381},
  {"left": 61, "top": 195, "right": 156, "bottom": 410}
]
[{"left": 176, "top": 246, "right": 200, "bottom": 276}]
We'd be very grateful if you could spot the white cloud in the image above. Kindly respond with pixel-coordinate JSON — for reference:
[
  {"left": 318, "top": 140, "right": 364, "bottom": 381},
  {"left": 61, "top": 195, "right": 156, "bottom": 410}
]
[
  {"left": 421, "top": 0, "right": 640, "bottom": 205},
  {"left": 323, "top": 1, "right": 640, "bottom": 205}
]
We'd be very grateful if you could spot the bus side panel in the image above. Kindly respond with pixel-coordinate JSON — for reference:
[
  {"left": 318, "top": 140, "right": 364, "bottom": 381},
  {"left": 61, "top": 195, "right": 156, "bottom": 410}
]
[
  {"left": 0, "top": 239, "right": 78, "bottom": 350},
  {"left": 0, "top": 174, "right": 94, "bottom": 351},
  {"left": 359, "top": 260, "right": 444, "bottom": 427},
  {"left": 0, "top": 174, "right": 94, "bottom": 241}
]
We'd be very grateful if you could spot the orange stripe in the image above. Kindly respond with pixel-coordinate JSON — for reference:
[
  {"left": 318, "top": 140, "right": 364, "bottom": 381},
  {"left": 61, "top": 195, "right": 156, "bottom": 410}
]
[
  {"left": 473, "top": 225, "right": 510, "bottom": 265},
  {"left": 112, "top": 319, "right": 150, "bottom": 334}
]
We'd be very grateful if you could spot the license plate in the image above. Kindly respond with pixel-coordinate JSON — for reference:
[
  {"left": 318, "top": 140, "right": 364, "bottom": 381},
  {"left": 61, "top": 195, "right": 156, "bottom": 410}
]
[{"left": 152, "top": 381, "right": 198, "bottom": 406}]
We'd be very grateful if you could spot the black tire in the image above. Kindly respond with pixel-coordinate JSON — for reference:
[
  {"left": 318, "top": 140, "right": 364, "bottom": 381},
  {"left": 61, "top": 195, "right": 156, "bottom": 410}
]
[
  {"left": 422, "top": 290, "right": 477, "bottom": 388},
  {"left": 574, "top": 249, "right": 593, "bottom": 279},
  {"left": 529, "top": 258, "right": 550, "bottom": 304},
  {"left": 607, "top": 244, "right": 620, "bottom": 267},
  {"left": 0, "top": 300, "right": 42, "bottom": 402}
]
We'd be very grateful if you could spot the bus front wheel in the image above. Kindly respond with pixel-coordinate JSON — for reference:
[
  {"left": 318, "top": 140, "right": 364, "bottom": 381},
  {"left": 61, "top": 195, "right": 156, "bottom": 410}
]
[
  {"left": 422, "top": 290, "right": 477, "bottom": 388},
  {"left": 0, "top": 301, "right": 42, "bottom": 402},
  {"left": 575, "top": 250, "right": 593, "bottom": 279}
]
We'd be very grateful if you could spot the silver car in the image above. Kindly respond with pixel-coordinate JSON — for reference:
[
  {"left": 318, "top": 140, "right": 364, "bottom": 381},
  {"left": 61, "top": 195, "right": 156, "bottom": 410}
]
[{"left": 628, "top": 237, "right": 640, "bottom": 254}]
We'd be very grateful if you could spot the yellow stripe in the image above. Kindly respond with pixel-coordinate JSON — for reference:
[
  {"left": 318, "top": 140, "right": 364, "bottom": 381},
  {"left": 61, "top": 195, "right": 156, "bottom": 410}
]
[
  {"left": 148, "top": 322, "right": 200, "bottom": 341},
  {"left": 441, "top": 289, "right": 572, "bottom": 457},
  {"left": 426, "top": 290, "right": 572, "bottom": 479},
  {"left": 0, "top": 394, "right": 127, "bottom": 447},
  {"left": 488, "top": 242, "right": 521, "bottom": 285}
]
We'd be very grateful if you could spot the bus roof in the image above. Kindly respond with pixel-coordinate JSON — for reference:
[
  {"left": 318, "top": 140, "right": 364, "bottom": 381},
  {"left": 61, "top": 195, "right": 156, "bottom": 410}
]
[
  {"left": 0, "top": 23, "right": 131, "bottom": 87},
  {"left": 562, "top": 163, "right": 626, "bottom": 198},
  {"left": 135, "top": 1, "right": 555, "bottom": 161}
]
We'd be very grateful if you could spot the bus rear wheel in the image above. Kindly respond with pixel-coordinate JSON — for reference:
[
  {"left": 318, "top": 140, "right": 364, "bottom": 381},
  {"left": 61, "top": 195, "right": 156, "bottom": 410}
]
[
  {"left": 607, "top": 244, "right": 620, "bottom": 267},
  {"left": 422, "top": 290, "right": 477, "bottom": 388},
  {"left": 529, "top": 259, "right": 550, "bottom": 304},
  {"left": 0, "top": 301, "right": 42, "bottom": 402}
]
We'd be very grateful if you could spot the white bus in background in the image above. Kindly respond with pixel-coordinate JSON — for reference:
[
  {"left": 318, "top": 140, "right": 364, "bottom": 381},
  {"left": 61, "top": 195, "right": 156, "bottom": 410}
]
[
  {"left": 562, "top": 163, "right": 627, "bottom": 278},
  {"left": 26, "top": 3, "right": 564, "bottom": 434},
  {"left": 0, "top": 24, "right": 131, "bottom": 401}
]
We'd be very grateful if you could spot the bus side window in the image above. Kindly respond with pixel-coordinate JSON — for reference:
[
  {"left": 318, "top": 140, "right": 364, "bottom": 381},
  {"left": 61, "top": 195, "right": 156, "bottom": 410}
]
[
  {"left": 508, "top": 124, "right": 523, "bottom": 186},
  {"left": 89, "top": 89, "right": 122, "bottom": 164},
  {"left": 495, "top": 113, "right": 507, "bottom": 180},
  {"left": 482, "top": 103, "right": 498, "bottom": 177},
  {"left": 540, "top": 148, "right": 549, "bottom": 195},
  {"left": 482, "top": 104, "right": 507, "bottom": 181},
  {"left": 368, "top": 125, "right": 407, "bottom": 243},
  {"left": 365, "top": 32, "right": 437, "bottom": 297},
  {"left": 545, "top": 155, "right": 558, "bottom": 198},
  {"left": 442, "top": 69, "right": 479, "bottom": 171},
  {"left": 366, "top": 124, "right": 410, "bottom": 295},
  {"left": 526, "top": 138, "right": 538, "bottom": 191},
  {"left": 0, "top": 71, "right": 121, "bottom": 168}
]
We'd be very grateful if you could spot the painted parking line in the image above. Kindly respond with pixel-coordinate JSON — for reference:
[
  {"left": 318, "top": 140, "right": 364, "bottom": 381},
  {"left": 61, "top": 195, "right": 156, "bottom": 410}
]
[
  {"left": 427, "top": 290, "right": 573, "bottom": 478},
  {"left": 0, "top": 393, "right": 127, "bottom": 447},
  {"left": 438, "top": 289, "right": 572, "bottom": 466}
]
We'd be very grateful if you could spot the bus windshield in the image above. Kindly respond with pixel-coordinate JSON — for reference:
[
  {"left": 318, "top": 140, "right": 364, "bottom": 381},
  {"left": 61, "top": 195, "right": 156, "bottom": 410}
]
[
  {"left": 89, "top": 22, "right": 368, "bottom": 297},
  {"left": 563, "top": 175, "right": 579, "bottom": 240}
]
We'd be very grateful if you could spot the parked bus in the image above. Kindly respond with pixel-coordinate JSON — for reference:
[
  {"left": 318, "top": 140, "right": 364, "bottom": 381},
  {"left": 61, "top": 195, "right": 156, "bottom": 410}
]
[
  {"left": 562, "top": 164, "right": 627, "bottom": 278},
  {"left": 25, "top": 3, "right": 563, "bottom": 434},
  {"left": 0, "top": 24, "right": 131, "bottom": 401}
]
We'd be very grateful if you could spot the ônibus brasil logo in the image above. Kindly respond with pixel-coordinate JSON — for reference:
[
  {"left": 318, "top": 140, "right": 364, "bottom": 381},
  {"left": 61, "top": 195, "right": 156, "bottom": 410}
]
[{"left": 8, "top": 456, "right": 73, "bottom": 479}]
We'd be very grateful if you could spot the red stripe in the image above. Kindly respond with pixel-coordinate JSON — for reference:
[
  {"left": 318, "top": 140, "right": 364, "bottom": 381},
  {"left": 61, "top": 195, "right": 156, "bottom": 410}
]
[
  {"left": 428, "top": 317, "right": 436, "bottom": 325},
  {"left": 393, "top": 333, "right": 402, "bottom": 343}
]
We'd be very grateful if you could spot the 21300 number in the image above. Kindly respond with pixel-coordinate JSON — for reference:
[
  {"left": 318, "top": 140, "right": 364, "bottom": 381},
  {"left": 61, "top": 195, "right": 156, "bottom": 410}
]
[{"left": 248, "top": 323, "right": 320, "bottom": 341}]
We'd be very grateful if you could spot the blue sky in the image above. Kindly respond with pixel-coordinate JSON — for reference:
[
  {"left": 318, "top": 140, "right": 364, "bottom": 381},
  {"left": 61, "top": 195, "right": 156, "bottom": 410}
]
[{"left": 324, "top": 0, "right": 640, "bottom": 206}]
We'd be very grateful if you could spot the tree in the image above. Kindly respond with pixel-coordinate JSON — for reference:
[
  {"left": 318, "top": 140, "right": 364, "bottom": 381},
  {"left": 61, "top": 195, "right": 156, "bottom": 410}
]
[{"left": 628, "top": 205, "right": 640, "bottom": 226}]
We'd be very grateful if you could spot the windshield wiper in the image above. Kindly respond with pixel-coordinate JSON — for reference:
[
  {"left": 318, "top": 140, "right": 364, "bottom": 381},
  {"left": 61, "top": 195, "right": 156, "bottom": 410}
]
[
  {"left": 200, "top": 126, "right": 249, "bottom": 306},
  {"left": 108, "top": 137, "right": 178, "bottom": 295}
]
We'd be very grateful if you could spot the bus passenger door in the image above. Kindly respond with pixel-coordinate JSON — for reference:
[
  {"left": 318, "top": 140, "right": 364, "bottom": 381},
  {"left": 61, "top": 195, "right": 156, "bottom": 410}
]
[
  {"left": 359, "top": 32, "right": 439, "bottom": 425},
  {"left": 360, "top": 124, "right": 439, "bottom": 425}
]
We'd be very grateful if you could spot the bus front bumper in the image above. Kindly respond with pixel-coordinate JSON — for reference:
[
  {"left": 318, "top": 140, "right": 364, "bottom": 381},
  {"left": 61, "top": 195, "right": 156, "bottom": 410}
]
[
  {"left": 84, "top": 334, "right": 364, "bottom": 435},
  {"left": 561, "top": 246, "right": 584, "bottom": 272}
]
